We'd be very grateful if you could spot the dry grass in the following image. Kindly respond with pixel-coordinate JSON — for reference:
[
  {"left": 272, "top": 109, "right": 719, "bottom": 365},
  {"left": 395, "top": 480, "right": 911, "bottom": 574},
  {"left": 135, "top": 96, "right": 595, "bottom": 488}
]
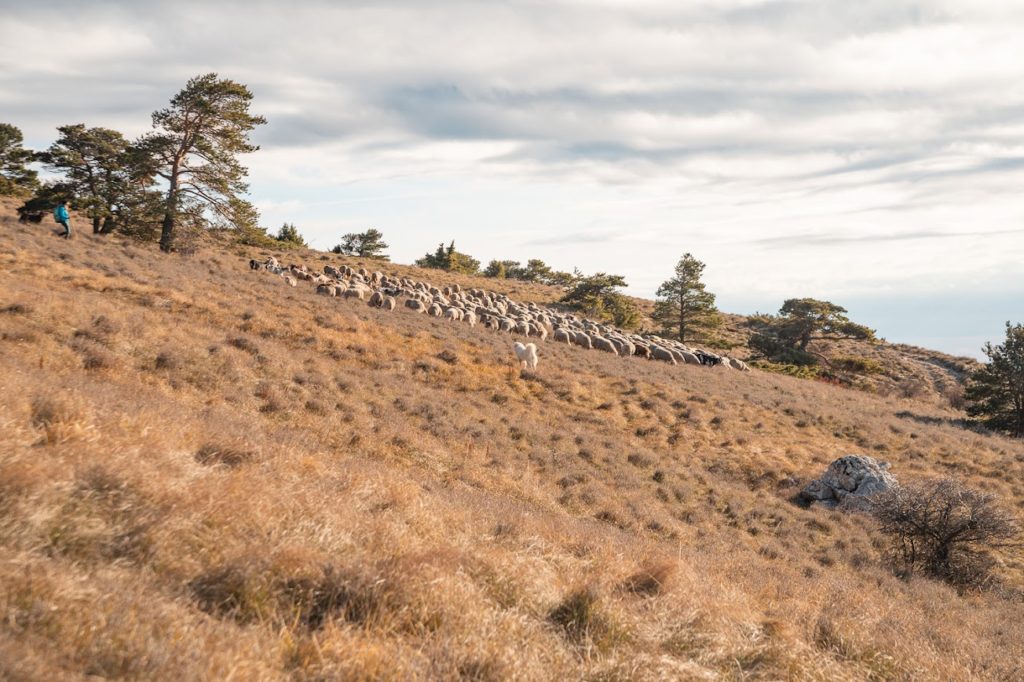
[{"left": 0, "top": 199, "right": 1022, "bottom": 680}]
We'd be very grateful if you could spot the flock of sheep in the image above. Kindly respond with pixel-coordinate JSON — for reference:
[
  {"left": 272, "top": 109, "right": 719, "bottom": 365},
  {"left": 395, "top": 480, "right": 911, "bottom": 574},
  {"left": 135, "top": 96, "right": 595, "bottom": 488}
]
[{"left": 250, "top": 256, "right": 752, "bottom": 372}]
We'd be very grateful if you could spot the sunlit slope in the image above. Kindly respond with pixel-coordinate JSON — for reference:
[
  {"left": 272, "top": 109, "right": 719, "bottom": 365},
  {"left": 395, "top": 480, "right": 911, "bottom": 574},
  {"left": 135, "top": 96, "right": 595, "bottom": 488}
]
[{"left": 1, "top": 205, "right": 1021, "bottom": 680}]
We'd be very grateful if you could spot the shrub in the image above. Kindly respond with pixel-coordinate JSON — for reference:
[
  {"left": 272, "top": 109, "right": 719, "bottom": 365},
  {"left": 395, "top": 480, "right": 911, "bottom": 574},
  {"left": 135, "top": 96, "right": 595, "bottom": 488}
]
[
  {"left": 871, "top": 478, "right": 1020, "bottom": 588},
  {"left": 832, "top": 355, "right": 883, "bottom": 375}
]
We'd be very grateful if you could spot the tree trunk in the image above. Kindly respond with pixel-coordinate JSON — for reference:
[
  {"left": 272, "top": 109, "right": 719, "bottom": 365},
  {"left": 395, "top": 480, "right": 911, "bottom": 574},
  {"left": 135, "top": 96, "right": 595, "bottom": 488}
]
[
  {"left": 678, "top": 292, "right": 686, "bottom": 342},
  {"left": 159, "top": 165, "right": 179, "bottom": 253},
  {"left": 87, "top": 170, "right": 101, "bottom": 234}
]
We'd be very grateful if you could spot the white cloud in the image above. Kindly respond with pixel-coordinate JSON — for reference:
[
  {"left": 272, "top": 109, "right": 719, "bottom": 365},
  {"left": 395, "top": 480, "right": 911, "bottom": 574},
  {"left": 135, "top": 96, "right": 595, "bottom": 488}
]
[{"left": 1, "top": 0, "right": 1022, "bottom": 354}]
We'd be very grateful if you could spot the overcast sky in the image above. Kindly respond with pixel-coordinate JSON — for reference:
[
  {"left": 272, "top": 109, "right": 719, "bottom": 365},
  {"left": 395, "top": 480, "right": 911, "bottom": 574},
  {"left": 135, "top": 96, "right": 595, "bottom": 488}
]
[{"left": 2, "top": 0, "right": 1022, "bottom": 357}]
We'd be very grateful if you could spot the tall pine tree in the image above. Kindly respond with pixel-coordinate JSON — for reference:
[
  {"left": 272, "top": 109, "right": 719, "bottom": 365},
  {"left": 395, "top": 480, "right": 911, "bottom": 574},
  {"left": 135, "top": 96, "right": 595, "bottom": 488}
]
[
  {"left": 966, "top": 322, "right": 1024, "bottom": 438},
  {"left": 652, "top": 253, "right": 719, "bottom": 342},
  {"left": 142, "top": 74, "right": 265, "bottom": 252}
]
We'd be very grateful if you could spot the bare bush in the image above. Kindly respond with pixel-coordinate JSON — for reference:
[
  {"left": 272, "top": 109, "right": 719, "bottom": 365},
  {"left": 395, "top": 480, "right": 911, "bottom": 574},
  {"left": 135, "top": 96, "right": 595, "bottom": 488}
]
[
  {"left": 871, "top": 478, "right": 1020, "bottom": 588},
  {"left": 942, "top": 384, "right": 966, "bottom": 410}
]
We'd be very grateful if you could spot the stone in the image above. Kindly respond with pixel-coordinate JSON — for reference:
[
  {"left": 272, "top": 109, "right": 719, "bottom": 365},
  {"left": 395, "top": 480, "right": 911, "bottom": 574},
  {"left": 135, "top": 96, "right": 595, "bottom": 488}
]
[{"left": 800, "top": 455, "right": 897, "bottom": 509}]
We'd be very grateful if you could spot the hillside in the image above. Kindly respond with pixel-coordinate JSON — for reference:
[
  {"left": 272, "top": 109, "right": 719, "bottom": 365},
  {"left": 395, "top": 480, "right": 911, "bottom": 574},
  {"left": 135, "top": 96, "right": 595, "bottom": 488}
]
[{"left": 1, "top": 205, "right": 1022, "bottom": 681}]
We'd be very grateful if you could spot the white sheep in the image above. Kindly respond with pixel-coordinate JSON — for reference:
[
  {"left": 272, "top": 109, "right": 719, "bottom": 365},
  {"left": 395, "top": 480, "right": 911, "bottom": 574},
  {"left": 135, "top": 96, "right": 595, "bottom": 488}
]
[{"left": 513, "top": 341, "right": 539, "bottom": 370}]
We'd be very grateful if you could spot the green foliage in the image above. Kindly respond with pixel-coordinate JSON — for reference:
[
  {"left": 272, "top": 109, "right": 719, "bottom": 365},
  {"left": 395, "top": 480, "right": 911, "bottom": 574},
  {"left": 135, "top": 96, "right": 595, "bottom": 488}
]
[
  {"left": 143, "top": 73, "right": 266, "bottom": 252},
  {"left": 415, "top": 241, "right": 480, "bottom": 275},
  {"left": 966, "top": 322, "right": 1024, "bottom": 437},
  {"left": 559, "top": 272, "right": 641, "bottom": 329},
  {"left": 748, "top": 361, "right": 823, "bottom": 380},
  {"left": 39, "top": 124, "right": 157, "bottom": 235},
  {"left": 748, "top": 298, "right": 875, "bottom": 364},
  {"left": 275, "top": 222, "right": 306, "bottom": 247},
  {"left": 0, "top": 123, "right": 38, "bottom": 196},
  {"left": 652, "top": 253, "right": 720, "bottom": 342},
  {"left": 747, "top": 330, "right": 819, "bottom": 366},
  {"left": 482, "top": 257, "right": 572, "bottom": 285},
  {"left": 483, "top": 259, "right": 518, "bottom": 278},
  {"left": 831, "top": 355, "right": 884, "bottom": 375},
  {"left": 235, "top": 224, "right": 278, "bottom": 248},
  {"left": 333, "top": 228, "right": 389, "bottom": 259}
]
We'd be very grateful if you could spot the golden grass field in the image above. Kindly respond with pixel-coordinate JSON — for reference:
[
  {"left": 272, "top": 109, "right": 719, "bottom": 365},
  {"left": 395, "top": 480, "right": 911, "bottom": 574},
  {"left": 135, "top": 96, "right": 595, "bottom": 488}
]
[{"left": 1, "top": 201, "right": 1022, "bottom": 680}]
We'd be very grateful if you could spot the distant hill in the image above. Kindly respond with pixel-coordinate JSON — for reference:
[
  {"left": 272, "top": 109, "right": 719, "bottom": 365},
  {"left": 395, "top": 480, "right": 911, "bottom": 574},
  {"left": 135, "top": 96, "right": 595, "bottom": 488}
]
[{"left": 1, "top": 197, "right": 1020, "bottom": 680}]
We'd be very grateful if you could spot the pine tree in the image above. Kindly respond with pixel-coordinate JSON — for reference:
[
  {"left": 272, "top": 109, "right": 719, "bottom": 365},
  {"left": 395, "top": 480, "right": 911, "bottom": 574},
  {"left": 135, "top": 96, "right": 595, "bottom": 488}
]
[
  {"left": 415, "top": 240, "right": 479, "bottom": 274},
  {"left": 0, "top": 123, "right": 38, "bottom": 196},
  {"left": 41, "top": 125, "right": 134, "bottom": 233},
  {"left": 276, "top": 222, "right": 306, "bottom": 247},
  {"left": 966, "top": 322, "right": 1024, "bottom": 438},
  {"left": 142, "top": 74, "right": 265, "bottom": 252},
  {"left": 560, "top": 272, "right": 641, "bottom": 329},
  {"left": 652, "top": 253, "right": 720, "bottom": 342},
  {"left": 335, "top": 228, "right": 389, "bottom": 259}
]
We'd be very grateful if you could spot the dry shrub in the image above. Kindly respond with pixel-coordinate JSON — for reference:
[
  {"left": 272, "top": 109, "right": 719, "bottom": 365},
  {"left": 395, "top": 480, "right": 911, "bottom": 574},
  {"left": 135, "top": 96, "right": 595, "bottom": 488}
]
[
  {"left": 195, "top": 442, "right": 260, "bottom": 467},
  {"left": 69, "top": 336, "right": 118, "bottom": 370},
  {"left": 942, "top": 384, "right": 966, "bottom": 410},
  {"left": 620, "top": 562, "right": 675, "bottom": 596},
  {"left": 1, "top": 302, "right": 32, "bottom": 315},
  {"left": 153, "top": 350, "right": 181, "bottom": 370},
  {"left": 548, "top": 587, "right": 623, "bottom": 650},
  {"left": 227, "top": 336, "right": 260, "bottom": 355},
  {"left": 30, "top": 395, "right": 92, "bottom": 444},
  {"left": 872, "top": 478, "right": 1021, "bottom": 588}
]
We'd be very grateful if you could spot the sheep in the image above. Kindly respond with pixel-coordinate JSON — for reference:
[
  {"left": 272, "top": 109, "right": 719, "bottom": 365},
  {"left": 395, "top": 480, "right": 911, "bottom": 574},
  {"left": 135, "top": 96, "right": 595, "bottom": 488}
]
[
  {"left": 464, "top": 311, "right": 477, "bottom": 328},
  {"left": 728, "top": 357, "right": 751, "bottom": 372},
  {"left": 382, "top": 296, "right": 397, "bottom": 311},
  {"left": 513, "top": 341, "right": 539, "bottom": 370},
  {"left": 281, "top": 274, "right": 298, "bottom": 287},
  {"left": 316, "top": 284, "right": 337, "bottom": 297},
  {"left": 553, "top": 328, "right": 572, "bottom": 344},
  {"left": 591, "top": 336, "right": 619, "bottom": 355},
  {"left": 680, "top": 351, "right": 701, "bottom": 365},
  {"left": 344, "top": 288, "right": 365, "bottom": 301},
  {"left": 650, "top": 346, "right": 677, "bottom": 364},
  {"left": 443, "top": 307, "right": 463, "bottom": 321},
  {"left": 367, "top": 291, "right": 385, "bottom": 308},
  {"left": 572, "top": 332, "right": 593, "bottom": 350},
  {"left": 405, "top": 298, "right": 426, "bottom": 313}
]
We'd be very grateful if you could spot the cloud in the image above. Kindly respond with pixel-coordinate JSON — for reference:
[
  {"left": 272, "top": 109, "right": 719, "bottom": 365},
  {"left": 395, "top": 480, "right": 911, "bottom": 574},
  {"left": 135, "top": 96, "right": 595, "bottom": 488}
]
[
  {"left": 522, "top": 230, "right": 621, "bottom": 246},
  {"left": 2, "top": 0, "right": 1023, "bottom": 355},
  {"left": 751, "top": 228, "right": 1024, "bottom": 249}
]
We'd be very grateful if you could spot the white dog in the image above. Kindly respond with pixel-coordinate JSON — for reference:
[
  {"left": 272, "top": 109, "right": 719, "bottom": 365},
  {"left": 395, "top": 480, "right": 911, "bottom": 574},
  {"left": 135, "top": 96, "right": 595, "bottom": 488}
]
[{"left": 513, "top": 341, "right": 539, "bottom": 369}]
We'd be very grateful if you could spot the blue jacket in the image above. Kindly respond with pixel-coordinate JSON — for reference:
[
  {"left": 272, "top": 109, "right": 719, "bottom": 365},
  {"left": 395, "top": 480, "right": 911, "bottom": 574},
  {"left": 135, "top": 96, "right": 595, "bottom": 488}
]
[{"left": 54, "top": 205, "right": 69, "bottom": 222}]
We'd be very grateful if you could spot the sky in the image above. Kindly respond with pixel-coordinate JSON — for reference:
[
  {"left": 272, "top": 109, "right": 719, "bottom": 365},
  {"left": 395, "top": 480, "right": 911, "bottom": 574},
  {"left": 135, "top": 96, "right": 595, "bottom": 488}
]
[{"left": 1, "top": 0, "right": 1022, "bottom": 358}]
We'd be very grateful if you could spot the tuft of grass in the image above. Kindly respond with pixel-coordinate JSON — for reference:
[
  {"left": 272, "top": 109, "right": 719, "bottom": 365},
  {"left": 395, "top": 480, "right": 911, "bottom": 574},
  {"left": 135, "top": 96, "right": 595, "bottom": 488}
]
[
  {"left": 195, "top": 442, "right": 260, "bottom": 467},
  {"left": 548, "top": 587, "right": 624, "bottom": 651},
  {"left": 30, "top": 395, "right": 92, "bottom": 444},
  {"left": 620, "top": 562, "right": 675, "bottom": 596}
]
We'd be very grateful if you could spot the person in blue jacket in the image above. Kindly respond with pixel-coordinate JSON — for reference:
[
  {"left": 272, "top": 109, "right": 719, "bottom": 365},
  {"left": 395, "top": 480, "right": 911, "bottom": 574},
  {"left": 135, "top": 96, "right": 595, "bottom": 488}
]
[{"left": 53, "top": 200, "right": 71, "bottom": 239}]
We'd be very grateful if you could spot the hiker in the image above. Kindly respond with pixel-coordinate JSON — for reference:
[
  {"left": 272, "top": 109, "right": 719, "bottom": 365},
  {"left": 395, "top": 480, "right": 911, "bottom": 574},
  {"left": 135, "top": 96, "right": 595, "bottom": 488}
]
[{"left": 53, "top": 200, "right": 71, "bottom": 239}]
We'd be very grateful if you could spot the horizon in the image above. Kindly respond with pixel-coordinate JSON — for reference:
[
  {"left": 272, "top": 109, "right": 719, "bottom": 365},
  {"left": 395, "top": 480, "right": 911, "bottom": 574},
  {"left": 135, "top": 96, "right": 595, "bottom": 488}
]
[{"left": 2, "top": 0, "right": 1022, "bottom": 359}]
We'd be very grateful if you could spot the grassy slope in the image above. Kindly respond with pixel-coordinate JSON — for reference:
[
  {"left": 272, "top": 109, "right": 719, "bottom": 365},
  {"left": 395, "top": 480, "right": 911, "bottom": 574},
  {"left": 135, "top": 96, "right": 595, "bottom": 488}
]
[{"left": 1, "top": 204, "right": 1022, "bottom": 680}]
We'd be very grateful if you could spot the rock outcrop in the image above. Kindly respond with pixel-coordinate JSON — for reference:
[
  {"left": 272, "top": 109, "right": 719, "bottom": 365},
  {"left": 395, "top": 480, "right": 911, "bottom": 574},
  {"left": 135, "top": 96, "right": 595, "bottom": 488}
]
[{"left": 800, "top": 455, "right": 897, "bottom": 509}]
